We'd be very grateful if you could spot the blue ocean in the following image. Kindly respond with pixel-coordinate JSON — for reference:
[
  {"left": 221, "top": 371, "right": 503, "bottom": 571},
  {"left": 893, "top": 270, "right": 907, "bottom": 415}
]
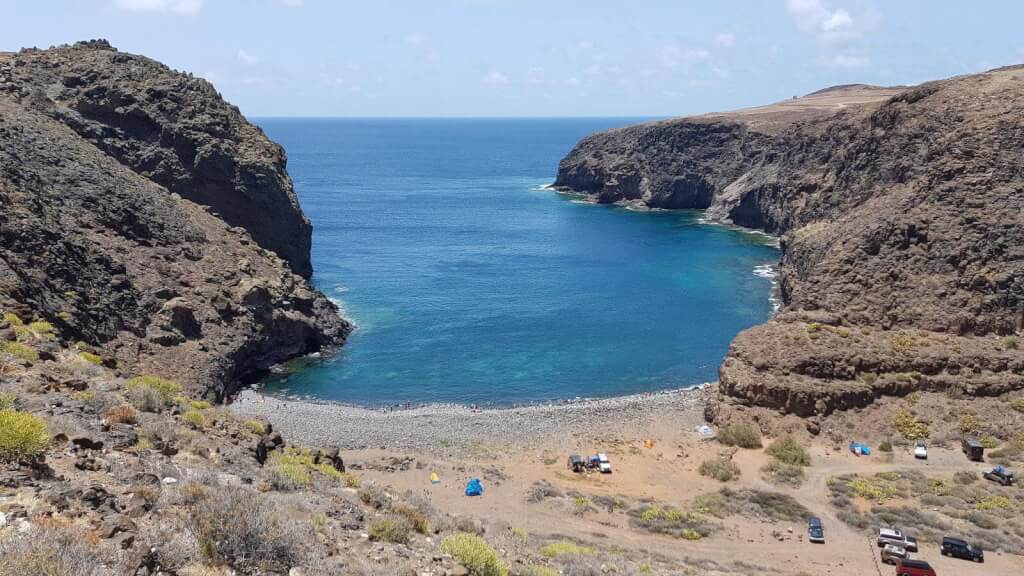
[{"left": 256, "top": 118, "right": 779, "bottom": 407}]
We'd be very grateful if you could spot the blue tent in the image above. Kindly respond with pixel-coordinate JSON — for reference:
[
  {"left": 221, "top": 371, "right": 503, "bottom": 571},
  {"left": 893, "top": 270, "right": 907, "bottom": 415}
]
[
  {"left": 465, "top": 478, "right": 483, "bottom": 497},
  {"left": 849, "top": 442, "right": 871, "bottom": 456}
]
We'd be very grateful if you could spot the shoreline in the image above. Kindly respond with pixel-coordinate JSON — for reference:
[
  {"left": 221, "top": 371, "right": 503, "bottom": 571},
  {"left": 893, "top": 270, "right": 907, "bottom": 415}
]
[{"left": 229, "top": 383, "right": 712, "bottom": 452}]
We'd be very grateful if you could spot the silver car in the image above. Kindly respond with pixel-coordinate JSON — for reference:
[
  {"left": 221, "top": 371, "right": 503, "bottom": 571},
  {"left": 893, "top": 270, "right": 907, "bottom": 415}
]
[{"left": 881, "top": 544, "right": 908, "bottom": 565}]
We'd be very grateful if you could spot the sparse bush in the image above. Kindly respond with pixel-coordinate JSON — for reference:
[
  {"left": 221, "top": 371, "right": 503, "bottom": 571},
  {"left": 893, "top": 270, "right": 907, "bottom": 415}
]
[
  {"left": 186, "top": 486, "right": 315, "bottom": 573},
  {"left": 0, "top": 521, "right": 114, "bottom": 576},
  {"left": 1004, "top": 335, "right": 1019, "bottom": 350},
  {"left": 760, "top": 461, "right": 805, "bottom": 486},
  {"left": 958, "top": 414, "right": 981, "bottom": 435},
  {"left": 126, "top": 375, "right": 182, "bottom": 408},
  {"left": 189, "top": 399, "right": 212, "bottom": 410},
  {"left": 539, "top": 541, "right": 594, "bottom": 557},
  {"left": 358, "top": 482, "right": 391, "bottom": 509},
  {"left": 878, "top": 440, "right": 893, "bottom": 452},
  {"left": 699, "top": 456, "right": 740, "bottom": 482},
  {"left": 980, "top": 435, "right": 1000, "bottom": 449},
  {"left": 392, "top": 504, "right": 430, "bottom": 533},
  {"left": 847, "top": 476, "right": 898, "bottom": 502},
  {"left": 130, "top": 384, "right": 164, "bottom": 413},
  {"left": 183, "top": 410, "right": 206, "bottom": 429},
  {"left": 526, "top": 480, "right": 563, "bottom": 503},
  {"left": 0, "top": 410, "right": 49, "bottom": 462},
  {"left": 765, "top": 435, "right": 810, "bottom": 466},
  {"left": 104, "top": 404, "right": 138, "bottom": 424},
  {"left": 894, "top": 409, "right": 929, "bottom": 440},
  {"left": 2, "top": 312, "right": 23, "bottom": 326},
  {"left": 1010, "top": 399, "right": 1024, "bottom": 413},
  {"left": 0, "top": 391, "right": 16, "bottom": 411},
  {"left": 79, "top": 351, "right": 103, "bottom": 365},
  {"left": 369, "top": 518, "right": 413, "bottom": 544},
  {"left": 1, "top": 341, "right": 38, "bottom": 362},
  {"left": 243, "top": 419, "right": 267, "bottom": 435},
  {"left": 521, "top": 567, "right": 559, "bottom": 576},
  {"left": 717, "top": 422, "right": 762, "bottom": 449},
  {"left": 954, "top": 470, "right": 977, "bottom": 484},
  {"left": 630, "top": 504, "right": 715, "bottom": 538},
  {"left": 572, "top": 495, "right": 594, "bottom": 515},
  {"left": 976, "top": 496, "right": 1014, "bottom": 511},
  {"left": 439, "top": 533, "right": 508, "bottom": 576}
]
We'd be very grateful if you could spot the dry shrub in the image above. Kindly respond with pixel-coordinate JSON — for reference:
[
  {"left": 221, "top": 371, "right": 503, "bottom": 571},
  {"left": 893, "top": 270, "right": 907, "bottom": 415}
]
[
  {"left": 0, "top": 521, "right": 120, "bottom": 576},
  {"left": 392, "top": 503, "right": 430, "bottom": 533},
  {"left": 368, "top": 517, "right": 414, "bottom": 544},
  {"left": 186, "top": 485, "right": 317, "bottom": 573},
  {"left": 104, "top": 404, "right": 138, "bottom": 425},
  {"left": 698, "top": 456, "right": 740, "bottom": 482},
  {"left": 717, "top": 422, "right": 762, "bottom": 448},
  {"left": 765, "top": 435, "right": 810, "bottom": 466},
  {"left": 526, "top": 480, "right": 563, "bottom": 503}
]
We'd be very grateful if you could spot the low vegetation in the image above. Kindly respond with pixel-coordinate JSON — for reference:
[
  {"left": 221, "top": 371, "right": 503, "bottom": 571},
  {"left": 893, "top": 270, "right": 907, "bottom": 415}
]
[
  {"left": 765, "top": 435, "right": 811, "bottom": 466},
  {"left": 539, "top": 541, "right": 595, "bottom": 557},
  {"left": 698, "top": 455, "right": 740, "bottom": 482},
  {"left": 0, "top": 521, "right": 115, "bottom": 576},
  {"left": 629, "top": 504, "right": 714, "bottom": 540},
  {"left": 127, "top": 375, "right": 183, "bottom": 412},
  {"left": 1, "top": 341, "right": 39, "bottom": 362},
  {"left": 369, "top": 518, "right": 414, "bottom": 544},
  {"left": 186, "top": 485, "right": 316, "bottom": 573},
  {"left": 716, "top": 422, "right": 762, "bottom": 448},
  {"left": 893, "top": 408, "right": 930, "bottom": 440},
  {"left": 439, "top": 533, "right": 508, "bottom": 576},
  {"left": 760, "top": 461, "right": 805, "bottom": 486},
  {"left": 0, "top": 409, "right": 49, "bottom": 463}
]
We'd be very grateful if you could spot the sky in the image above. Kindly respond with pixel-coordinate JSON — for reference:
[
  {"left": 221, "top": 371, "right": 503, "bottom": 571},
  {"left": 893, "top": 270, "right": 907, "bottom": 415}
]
[{"left": 4, "top": 1, "right": 1024, "bottom": 117}]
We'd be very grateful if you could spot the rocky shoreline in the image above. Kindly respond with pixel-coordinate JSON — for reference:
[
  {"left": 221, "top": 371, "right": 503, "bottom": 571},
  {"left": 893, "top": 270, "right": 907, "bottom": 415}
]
[{"left": 229, "top": 385, "right": 710, "bottom": 451}]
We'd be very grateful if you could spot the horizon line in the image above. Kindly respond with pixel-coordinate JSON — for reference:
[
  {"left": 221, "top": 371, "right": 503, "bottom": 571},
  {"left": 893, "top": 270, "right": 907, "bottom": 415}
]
[{"left": 250, "top": 115, "right": 671, "bottom": 120}]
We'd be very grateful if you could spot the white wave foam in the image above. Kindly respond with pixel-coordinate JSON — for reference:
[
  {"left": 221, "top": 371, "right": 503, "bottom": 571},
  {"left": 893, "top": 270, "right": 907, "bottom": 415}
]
[
  {"left": 333, "top": 284, "right": 349, "bottom": 294},
  {"left": 753, "top": 264, "right": 782, "bottom": 313}
]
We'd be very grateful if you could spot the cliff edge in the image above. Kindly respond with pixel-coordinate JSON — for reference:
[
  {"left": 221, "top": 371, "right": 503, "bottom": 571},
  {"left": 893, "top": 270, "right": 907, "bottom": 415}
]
[
  {"left": 555, "top": 71, "right": 1024, "bottom": 424},
  {"left": 0, "top": 40, "right": 351, "bottom": 398}
]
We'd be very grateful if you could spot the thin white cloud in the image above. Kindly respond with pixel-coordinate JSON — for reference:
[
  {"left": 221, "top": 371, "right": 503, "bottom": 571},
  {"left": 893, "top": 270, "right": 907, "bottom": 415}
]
[
  {"left": 826, "top": 54, "right": 870, "bottom": 68},
  {"left": 481, "top": 71, "right": 510, "bottom": 86},
  {"left": 661, "top": 46, "right": 709, "bottom": 69},
  {"left": 786, "top": 0, "right": 860, "bottom": 43},
  {"left": 115, "top": 0, "right": 203, "bottom": 15},
  {"left": 822, "top": 9, "right": 853, "bottom": 32},
  {"left": 713, "top": 32, "right": 736, "bottom": 48},
  {"left": 237, "top": 49, "right": 259, "bottom": 65}
]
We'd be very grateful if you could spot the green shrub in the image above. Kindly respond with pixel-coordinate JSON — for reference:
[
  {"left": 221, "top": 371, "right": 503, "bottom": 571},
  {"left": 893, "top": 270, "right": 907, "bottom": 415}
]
[
  {"left": 369, "top": 518, "right": 413, "bottom": 544},
  {"left": 1, "top": 341, "right": 38, "bottom": 362},
  {"left": 0, "top": 392, "right": 16, "bottom": 411},
  {"left": 976, "top": 496, "right": 1014, "bottom": 511},
  {"left": 765, "top": 436, "right": 811, "bottom": 466},
  {"left": 243, "top": 419, "right": 267, "bottom": 435},
  {"left": 267, "top": 450, "right": 312, "bottom": 490},
  {"left": 848, "top": 476, "right": 898, "bottom": 502},
  {"left": 878, "top": 441, "right": 893, "bottom": 452},
  {"left": 894, "top": 409, "right": 929, "bottom": 440},
  {"left": 699, "top": 456, "right": 740, "bottom": 481},
  {"left": 126, "top": 375, "right": 182, "bottom": 405},
  {"left": 717, "top": 422, "right": 762, "bottom": 448},
  {"left": 1004, "top": 335, "right": 1019, "bottom": 350},
  {"left": 0, "top": 410, "right": 49, "bottom": 462},
  {"left": 1010, "top": 399, "right": 1024, "bottom": 413},
  {"left": 2, "top": 312, "right": 23, "bottom": 326},
  {"left": 522, "top": 567, "right": 559, "bottom": 576},
  {"left": 959, "top": 414, "right": 981, "bottom": 434},
  {"left": 189, "top": 399, "right": 212, "bottom": 410},
  {"left": 979, "top": 435, "right": 1000, "bottom": 449},
  {"left": 439, "top": 533, "right": 508, "bottom": 576},
  {"left": 182, "top": 410, "right": 206, "bottom": 428},
  {"left": 79, "top": 351, "right": 103, "bottom": 365},
  {"left": 539, "top": 541, "right": 594, "bottom": 557}
]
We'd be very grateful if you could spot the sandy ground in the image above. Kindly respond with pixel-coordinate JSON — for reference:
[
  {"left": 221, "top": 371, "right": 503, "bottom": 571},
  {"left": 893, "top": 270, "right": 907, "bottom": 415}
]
[{"left": 232, "top": 391, "right": 1024, "bottom": 575}]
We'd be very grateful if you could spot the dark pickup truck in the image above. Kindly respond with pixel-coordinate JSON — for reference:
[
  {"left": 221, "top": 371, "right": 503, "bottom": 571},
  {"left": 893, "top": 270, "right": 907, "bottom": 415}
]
[{"left": 983, "top": 465, "right": 1015, "bottom": 486}]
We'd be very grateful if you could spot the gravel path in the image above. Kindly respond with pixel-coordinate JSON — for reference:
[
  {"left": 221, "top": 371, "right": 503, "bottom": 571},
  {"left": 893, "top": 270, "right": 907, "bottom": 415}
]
[{"left": 229, "top": 385, "right": 711, "bottom": 452}]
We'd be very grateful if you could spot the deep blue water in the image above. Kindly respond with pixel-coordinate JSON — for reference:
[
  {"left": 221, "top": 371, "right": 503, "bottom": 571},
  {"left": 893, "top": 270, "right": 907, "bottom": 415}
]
[{"left": 255, "top": 118, "right": 779, "bottom": 406}]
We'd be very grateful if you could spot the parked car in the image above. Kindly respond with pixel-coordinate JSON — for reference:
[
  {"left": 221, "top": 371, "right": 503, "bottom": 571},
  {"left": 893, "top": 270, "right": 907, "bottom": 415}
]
[
  {"left": 913, "top": 440, "right": 927, "bottom": 460},
  {"left": 567, "top": 454, "right": 585, "bottom": 473},
  {"left": 807, "top": 516, "right": 824, "bottom": 543},
  {"left": 597, "top": 453, "right": 612, "bottom": 474},
  {"left": 895, "top": 559, "right": 936, "bottom": 576},
  {"left": 962, "top": 436, "right": 985, "bottom": 461},
  {"left": 880, "top": 544, "right": 907, "bottom": 565},
  {"left": 941, "top": 536, "right": 984, "bottom": 562},
  {"left": 983, "top": 465, "right": 1015, "bottom": 486},
  {"left": 877, "top": 528, "right": 918, "bottom": 552}
]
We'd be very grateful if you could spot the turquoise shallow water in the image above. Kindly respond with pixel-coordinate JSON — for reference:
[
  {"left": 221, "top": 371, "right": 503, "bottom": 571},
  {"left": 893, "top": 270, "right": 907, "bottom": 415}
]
[{"left": 255, "top": 118, "right": 779, "bottom": 406}]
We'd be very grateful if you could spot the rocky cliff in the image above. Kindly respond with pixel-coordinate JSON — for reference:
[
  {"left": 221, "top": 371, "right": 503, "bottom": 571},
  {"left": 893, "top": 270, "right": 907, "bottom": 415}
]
[
  {"left": 0, "top": 41, "right": 351, "bottom": 398},
  {"left": 556, "top": 71, "right": 1024, "bottom": 422}
]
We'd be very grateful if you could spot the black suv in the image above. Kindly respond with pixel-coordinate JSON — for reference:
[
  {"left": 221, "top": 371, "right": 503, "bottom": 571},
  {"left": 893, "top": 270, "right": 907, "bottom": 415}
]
[{"left": 942, "top": 537, "right": 984, "bottom": 562}]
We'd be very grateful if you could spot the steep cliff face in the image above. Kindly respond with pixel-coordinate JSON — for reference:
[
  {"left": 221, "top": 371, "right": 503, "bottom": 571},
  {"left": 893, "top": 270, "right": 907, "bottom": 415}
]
[
  {"left": 556, "top": 72, "right": 1024, "bottom": 419},
  {"left": 0, "top": 41, "right": 351, "bottom": 398}
]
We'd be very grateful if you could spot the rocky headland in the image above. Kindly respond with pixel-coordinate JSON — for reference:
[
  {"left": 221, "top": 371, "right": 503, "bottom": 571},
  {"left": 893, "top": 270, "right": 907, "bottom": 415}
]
[
  {"left": 0, "top": 40, "right": 351, "bottom": 399},
  {"left": 555, "top": 70, "right": 1024, "bottom": 425}
]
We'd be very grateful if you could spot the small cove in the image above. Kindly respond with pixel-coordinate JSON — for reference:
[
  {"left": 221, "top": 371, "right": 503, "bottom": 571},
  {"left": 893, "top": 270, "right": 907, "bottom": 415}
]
[{"left": 256, "top": 118, "right": 780, "bottom": 407}]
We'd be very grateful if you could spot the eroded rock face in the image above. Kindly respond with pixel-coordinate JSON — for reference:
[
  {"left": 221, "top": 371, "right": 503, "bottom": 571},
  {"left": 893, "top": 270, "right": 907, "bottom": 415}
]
[
  {"left": 0, "top": 41, "right": 352, "bottom": 398},
  {"left": 556, "top": 72, "right": 1024, "bottom": 417}
]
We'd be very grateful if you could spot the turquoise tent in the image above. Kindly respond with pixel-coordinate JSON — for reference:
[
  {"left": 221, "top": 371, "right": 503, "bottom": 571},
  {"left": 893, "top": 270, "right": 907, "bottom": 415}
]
[{"left": 465, "top": 478, "right": 483, "bottom": 497}]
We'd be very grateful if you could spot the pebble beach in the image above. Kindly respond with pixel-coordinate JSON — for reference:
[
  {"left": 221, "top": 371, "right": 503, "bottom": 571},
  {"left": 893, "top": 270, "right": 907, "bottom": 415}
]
[{"left": 229, "top": 384, "right": 711, "bottom": 451}]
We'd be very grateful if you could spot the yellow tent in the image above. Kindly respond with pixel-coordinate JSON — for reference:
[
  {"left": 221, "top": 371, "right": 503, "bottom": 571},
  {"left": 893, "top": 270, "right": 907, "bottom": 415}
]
[
  {"left": 430, "top": 471, "right": 440, "bottom": 484},
  {"left": 644, "top": 438, "right": 655, "bottom": 449}
]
